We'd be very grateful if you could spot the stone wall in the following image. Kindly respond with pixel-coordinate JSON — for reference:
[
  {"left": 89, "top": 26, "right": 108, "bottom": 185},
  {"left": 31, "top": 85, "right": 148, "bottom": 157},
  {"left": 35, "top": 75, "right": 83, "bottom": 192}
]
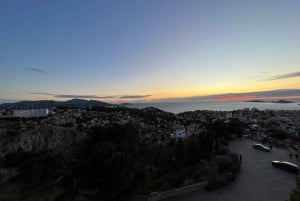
[{"left": 148, "top": 181, "right": 207, "bottom": 201}]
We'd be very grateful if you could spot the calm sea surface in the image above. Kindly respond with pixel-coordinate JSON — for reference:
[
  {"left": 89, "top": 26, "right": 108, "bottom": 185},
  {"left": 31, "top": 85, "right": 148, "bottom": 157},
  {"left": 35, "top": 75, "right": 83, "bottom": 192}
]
[{"left": 127, "top": 101, "right": 300, "bottom": 114}]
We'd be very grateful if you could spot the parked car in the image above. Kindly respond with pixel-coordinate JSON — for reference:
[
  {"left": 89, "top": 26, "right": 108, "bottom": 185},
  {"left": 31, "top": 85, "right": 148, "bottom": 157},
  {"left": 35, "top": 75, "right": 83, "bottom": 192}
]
[
  {"left": 272, "top": 161, "right": 299, "bottom": 174},
  {"left": 253, "top": 143, "right": 270, "bottom": 152}
]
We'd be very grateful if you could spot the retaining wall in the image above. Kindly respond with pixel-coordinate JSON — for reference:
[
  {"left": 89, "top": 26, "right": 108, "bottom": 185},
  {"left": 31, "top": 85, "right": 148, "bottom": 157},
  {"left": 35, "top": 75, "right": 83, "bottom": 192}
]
[{"left": 148, "top": 181, "right": 207, "bottom": 201}]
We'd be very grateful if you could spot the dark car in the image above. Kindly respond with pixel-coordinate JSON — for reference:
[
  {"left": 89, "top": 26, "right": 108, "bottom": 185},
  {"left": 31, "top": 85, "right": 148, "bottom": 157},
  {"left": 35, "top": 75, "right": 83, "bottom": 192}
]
[
  {"left": 272, "top": 161, "right": 299, "bottom": 174},
  {"left": 253, "top": 143, "right": 270, "bottom": 152}
]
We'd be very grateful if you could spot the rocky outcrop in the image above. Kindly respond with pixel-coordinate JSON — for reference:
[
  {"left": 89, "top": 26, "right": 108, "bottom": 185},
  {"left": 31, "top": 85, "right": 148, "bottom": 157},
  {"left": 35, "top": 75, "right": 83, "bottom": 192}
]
[{"left": 0, "top": 125, "right": 86, "bottom": 154}]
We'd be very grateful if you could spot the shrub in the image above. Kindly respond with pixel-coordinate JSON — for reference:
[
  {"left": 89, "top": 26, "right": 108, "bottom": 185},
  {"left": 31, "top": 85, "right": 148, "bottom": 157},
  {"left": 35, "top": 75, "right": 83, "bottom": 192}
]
[
  {"left": 0, "top": 195, "right": 39, "bottom": 201},
  {"left": 214, "top": 155, "right": 232, "bottom": 173},
  {"left": 229, "top": 153, "right": 240, "bottom": 174},
  {"left": 216, "top": 146, "right": 230, "bottom": 155}
]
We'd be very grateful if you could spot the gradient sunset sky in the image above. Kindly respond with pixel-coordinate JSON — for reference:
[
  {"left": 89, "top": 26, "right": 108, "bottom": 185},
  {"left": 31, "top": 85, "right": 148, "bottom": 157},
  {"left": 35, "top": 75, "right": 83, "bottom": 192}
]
[{"left": 1, "top": 0, "right": 300, "bottom": 103}]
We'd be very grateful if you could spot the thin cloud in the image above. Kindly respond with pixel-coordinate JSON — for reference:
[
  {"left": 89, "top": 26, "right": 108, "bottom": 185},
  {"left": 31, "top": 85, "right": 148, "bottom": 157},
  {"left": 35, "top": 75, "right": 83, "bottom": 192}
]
[
  {"left": 25, "top": 68, "right": 47, "bottom": 75},
  {"left": 119, "top": 95, "right": 152, "bottom": 99},
  {"left": 187, "top": 89, "right": 300, "bottom": 102},
  {"left": 94, "top": 95, "right": 117, "bottom": 99},
  {"left": 29, "top": 92, "right": 116, "bottom": 99},
  {"left": 55, "top": 95, "right": 116, "bottom": 99},
  {"left": 267, "top": 71, "right": 300, "bottom": 80},
  {"left": 30, "top": 92, "right": 54, "bottom": 96}
]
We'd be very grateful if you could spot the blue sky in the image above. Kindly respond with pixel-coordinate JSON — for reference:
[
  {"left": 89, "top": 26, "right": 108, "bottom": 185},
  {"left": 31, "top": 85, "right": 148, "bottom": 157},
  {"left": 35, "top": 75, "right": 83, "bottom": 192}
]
[{"left": 1, "top": 0, "right": 300, "bottom": 102}]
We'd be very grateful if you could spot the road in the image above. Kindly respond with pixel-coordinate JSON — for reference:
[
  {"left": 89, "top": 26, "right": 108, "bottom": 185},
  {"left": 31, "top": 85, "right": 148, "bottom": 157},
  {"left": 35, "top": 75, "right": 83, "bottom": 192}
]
[{"left": 166, "top": 139, "right": 298, "bottom": 201}]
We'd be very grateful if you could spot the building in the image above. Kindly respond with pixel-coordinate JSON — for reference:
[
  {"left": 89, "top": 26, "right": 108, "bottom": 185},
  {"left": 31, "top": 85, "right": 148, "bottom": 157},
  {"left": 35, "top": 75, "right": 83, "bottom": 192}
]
[
  {"left": 13, "top": 109, "right": 49, "bottom": 118},
  {"left": 170, "top": 129, "right": 187, "bottom": 139}
]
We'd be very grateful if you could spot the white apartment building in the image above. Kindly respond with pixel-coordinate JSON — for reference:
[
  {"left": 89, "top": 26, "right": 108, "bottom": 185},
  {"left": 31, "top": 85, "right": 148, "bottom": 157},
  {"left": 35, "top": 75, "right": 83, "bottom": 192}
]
[{"left": 13, "top": 109, "right": 49, "bottom": 118}]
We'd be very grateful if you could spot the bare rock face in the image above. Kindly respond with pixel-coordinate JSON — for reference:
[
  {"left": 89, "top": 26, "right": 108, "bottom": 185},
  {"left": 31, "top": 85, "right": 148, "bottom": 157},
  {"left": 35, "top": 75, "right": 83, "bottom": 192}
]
[{"left": 0, "top": 125, "right": 86, "bottom": 154}]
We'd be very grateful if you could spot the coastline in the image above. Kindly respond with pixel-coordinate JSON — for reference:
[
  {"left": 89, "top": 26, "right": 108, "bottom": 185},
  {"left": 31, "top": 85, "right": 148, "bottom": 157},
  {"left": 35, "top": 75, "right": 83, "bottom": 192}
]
[{"left": 127, "top": 101, "right": 300, "bottom": 114}]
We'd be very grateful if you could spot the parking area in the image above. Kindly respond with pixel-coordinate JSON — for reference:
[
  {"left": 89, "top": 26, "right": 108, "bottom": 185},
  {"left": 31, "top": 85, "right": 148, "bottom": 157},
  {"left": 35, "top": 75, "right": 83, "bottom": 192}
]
[{"left": 166, "top": 139, "right": 298, "bottom": 201}]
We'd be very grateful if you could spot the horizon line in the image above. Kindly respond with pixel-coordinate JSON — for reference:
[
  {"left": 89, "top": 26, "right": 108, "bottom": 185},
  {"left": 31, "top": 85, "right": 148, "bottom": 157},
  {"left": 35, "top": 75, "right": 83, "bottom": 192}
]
[{"left": 1, "top": 88, "right": 300, "bottom": 104}]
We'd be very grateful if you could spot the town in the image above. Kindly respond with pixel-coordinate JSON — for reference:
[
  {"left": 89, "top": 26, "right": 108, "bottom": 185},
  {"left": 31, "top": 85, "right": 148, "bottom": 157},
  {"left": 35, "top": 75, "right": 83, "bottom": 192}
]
[
  {"left": 1, "top": 106, "right": 300, "bottom": 152},
  {"left": 1, "top": 105, "right": 300, "bottom": 201}
]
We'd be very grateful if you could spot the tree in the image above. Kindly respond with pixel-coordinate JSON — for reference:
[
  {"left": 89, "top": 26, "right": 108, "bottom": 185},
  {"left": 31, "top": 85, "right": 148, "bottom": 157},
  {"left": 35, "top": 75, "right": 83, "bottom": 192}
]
[
  {"left": 18, "top": 151, "right": 63, "bottom": 191},
  {"left": 290, "top": 177, "right": 300, "bottom": 201},
  {"left": 73, "top": 123, "right": 142, "bottom": 201}
]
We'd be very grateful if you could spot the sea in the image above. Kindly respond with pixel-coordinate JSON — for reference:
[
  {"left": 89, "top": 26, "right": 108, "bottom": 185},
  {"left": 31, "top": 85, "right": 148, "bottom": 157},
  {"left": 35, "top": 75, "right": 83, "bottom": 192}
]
[{"left": 127, "top": 101, "right": 300, "bottom": 114}]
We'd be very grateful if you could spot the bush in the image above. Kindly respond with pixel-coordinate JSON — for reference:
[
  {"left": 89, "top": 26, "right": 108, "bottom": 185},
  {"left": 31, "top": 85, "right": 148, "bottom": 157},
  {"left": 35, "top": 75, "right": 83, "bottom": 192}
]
[
  {"left": 214, "top": 155, "right": 232, "bottom": 173},
  {"left": 0, "top": 195, "right": 18, "bottom": 201},
  {"left": 19, "top": 151, "right": 63, "bottom": 184},
  {"left": 229, "top": 153, "right": 241, "bottom": 174},
  {"left": 216, "top": 146, "right": 230, "bottom": 155},
  {"left": 0, "top": 195, "right": 39, "bottom": 201},
  {"left": 221, "top": 139, "right": 229, "bottom": 146},
  {"left": 225, "top": 173, "right": 236, "bottom": 183},
  {"left": 205, "top": 152, "right": 240, "bottom": 191}
]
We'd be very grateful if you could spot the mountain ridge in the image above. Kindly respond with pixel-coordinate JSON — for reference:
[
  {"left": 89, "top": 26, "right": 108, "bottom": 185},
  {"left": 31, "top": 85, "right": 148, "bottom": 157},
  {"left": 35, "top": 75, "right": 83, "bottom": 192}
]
[{"left": 0, "top": 99, "right": 113, "bottom": 109}]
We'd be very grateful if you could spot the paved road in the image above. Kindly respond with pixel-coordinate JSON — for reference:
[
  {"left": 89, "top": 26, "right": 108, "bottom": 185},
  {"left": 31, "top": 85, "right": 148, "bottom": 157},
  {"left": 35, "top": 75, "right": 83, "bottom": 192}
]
[{"left": 166, "top": 139, "right": 298, "bottom": 201}]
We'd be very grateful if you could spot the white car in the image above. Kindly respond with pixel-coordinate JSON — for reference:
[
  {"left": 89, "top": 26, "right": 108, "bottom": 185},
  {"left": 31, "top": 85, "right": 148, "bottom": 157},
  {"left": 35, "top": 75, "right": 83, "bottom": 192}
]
[
  {"left": 272, "top": 161, "right": 299, "bottom": 174},
  {"left": 253, "top": 143, "right": 270, "bottom": 152}
]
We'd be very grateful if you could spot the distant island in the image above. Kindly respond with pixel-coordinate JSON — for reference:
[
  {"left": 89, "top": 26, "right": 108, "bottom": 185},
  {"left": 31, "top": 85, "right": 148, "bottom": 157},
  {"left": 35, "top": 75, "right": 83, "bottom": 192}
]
[
  {"left": 272, "top": 100, "right": 295, "bottom": 103},
  {"left": 245, "top": 99, "right": 295, "bottom": 104},
  {"left": 245, "top": 100, "right": 266, "bottom": 103}
]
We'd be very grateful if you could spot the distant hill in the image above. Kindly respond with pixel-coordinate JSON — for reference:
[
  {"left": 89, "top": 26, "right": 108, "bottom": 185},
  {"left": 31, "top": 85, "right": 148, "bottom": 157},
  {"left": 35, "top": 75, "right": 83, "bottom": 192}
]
[
  {"left": 272, "top": 100, "right": 295, "bottom": 104},
  {"left": 245, "top": 100, "right": 266, "bottom": 103},
  {"left": 244, "top": 99, "right": 295, "bottom": 104},
  {"left": 0, "top": 99, "right": 113, "bottom": 109}
]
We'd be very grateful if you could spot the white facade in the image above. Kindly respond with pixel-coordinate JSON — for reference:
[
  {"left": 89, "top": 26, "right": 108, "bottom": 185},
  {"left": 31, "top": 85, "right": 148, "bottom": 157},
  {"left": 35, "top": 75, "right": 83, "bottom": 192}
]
[
  {"left": 226, "top": 112, "right": 233, "bottom": 119},
  {"left": 170, "top": 129, "right": 187, "bottom": 139},
  {"left": 13, "top": 109, "right": 49, "bottom": 118}
]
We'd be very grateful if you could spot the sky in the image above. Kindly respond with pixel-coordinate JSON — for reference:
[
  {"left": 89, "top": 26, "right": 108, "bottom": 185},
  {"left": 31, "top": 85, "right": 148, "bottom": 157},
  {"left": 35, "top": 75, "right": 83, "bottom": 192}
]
[{"left": 1, "top": 0, "right": 300, "bottom": 103}]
